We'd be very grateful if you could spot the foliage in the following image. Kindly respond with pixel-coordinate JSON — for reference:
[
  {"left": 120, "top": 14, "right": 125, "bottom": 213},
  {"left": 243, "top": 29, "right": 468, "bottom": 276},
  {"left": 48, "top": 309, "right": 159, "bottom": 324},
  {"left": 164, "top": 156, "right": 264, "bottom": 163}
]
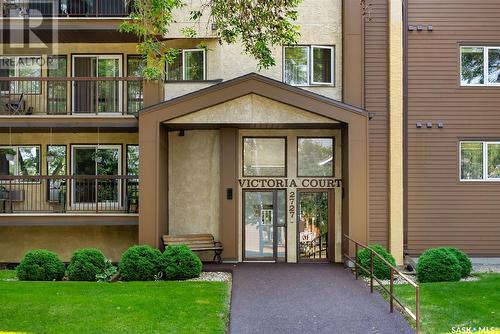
[
  {"left": 443, "top": 247, "right": 472, "bottom": 278},
  {"left": 163, "top": 244, "right": 202, "bottom": 280},
  {"left": 16, "top": 250, "right": 65, "bottom": 281},
  {"left": 67, "top": 248, "right": 107, "bottom": 281},
  {"left": 0, "top": 277, "right": 230, "bottom": 333},
  {"left": 416, "top": 247, "right": 462, "bottom": 283},
  {"left": 119, "top": 245, "right": 164, "bottom": 281},
  {"left": 95, "top": 259, "right": 118, "bottom": 283},
  {"left": 357, "top": 244, "right": 396, "bottom": 280},
  {"left": 119, "top": 0, "right": 302, "bottom": 80},
  {"left": 394, "top": 274, "right": 500, "bottom": 334}
]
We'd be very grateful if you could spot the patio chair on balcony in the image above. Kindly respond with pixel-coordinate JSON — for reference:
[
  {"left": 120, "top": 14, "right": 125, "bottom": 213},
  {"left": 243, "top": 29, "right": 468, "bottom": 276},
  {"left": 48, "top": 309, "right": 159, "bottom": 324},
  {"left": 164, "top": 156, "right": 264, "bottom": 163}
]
[{"left": 5, "top": 93, "right": 25, "bottom": 115}]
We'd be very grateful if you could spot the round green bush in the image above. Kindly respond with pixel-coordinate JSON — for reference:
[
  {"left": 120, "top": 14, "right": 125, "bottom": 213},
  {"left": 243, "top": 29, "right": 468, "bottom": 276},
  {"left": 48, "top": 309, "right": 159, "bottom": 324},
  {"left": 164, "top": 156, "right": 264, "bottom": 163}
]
[
  {"left": 163, "top": 245, "right": 202, "bottom": 280},
  {"left": 119, "top": 245, "right": 163, "bottom": 281},
  {"left": 416, "top": 247, "right": 462, "bottom": 283},
  {"left": 17, "top": 250, "right": 65, "bottom": 281},
  {"left": 357, "top": 244, "right": 396, "bottom": 280},
  {"left": 67, "top": 248, "right": 107, "bottom": 281},
  {"left": 443, "top": 247, "right": 472, "bottom": 278}
]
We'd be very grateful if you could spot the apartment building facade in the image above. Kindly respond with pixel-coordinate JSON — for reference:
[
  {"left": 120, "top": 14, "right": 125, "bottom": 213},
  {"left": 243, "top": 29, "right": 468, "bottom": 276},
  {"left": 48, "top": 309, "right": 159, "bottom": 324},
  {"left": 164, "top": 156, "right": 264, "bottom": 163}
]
[{"left": 0, "top": 0, "right": 498, "bottom": 264}]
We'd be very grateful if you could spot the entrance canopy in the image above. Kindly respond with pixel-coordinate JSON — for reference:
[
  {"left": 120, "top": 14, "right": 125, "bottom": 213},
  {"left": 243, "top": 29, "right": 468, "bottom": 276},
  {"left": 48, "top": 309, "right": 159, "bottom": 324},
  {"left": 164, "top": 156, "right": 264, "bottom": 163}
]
[{"left": 138, "top": 73, "right": 369, "bottom": 261}]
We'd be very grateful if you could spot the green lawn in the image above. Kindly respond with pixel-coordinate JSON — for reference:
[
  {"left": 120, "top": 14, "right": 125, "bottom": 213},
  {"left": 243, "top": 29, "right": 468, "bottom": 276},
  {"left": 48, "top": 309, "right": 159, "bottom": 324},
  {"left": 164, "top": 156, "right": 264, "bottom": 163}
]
[
  {"left": 393, "top": 274, "right": 500, "bottom": 334},
  {"left": 0, "top": 271, "right": 230, "bottom": 334}
]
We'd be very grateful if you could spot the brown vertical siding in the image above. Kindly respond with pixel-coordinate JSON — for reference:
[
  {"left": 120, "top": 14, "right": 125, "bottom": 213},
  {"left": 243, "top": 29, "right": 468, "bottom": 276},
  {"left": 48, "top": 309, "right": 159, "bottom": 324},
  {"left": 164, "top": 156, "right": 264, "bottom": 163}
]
[
  {"left": 365, "top": 0, "right": 389, "bottom": 247},
  {"left": 407, "top": 0, "right": 500, "bottom": 256}
]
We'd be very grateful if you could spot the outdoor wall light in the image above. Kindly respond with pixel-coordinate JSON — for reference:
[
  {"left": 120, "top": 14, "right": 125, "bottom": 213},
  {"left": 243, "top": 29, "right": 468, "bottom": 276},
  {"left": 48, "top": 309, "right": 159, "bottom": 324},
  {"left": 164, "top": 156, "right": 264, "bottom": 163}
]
[
  {"left": 408, "top": 25, "right": 415, "bottom": 31},
  {"left": 426, "top": 122, "right": 433, "bottom": 128},
  {"left": 416, "top": 25, "right": 423, "bottom": 31},
  {"left": 427, "top": 25, "right": 433, "bottom": 31},
  {"left": 438, "top": 122, "right": 444, "bottom": 129},
  {"left": 416, "top": 122, "right": 422, "bottom": 128}
]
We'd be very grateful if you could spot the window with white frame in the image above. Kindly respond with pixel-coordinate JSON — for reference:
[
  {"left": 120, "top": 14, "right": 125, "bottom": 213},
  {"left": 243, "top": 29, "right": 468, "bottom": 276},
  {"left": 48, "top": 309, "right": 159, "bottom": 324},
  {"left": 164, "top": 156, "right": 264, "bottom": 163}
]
[
  {"left": 0, "top": 146, "right": 40, "bottom": 176},
  {"left": 460, "top": 141, "right": 500, "bottom": 181},
  {"left": 284, "top": 46, "right": 334, "bottom": 86},
  {"left": 460, "top": 46, "right": 500, "bottom": 86},
  {"left": 166, "top": 49, "right": 206, "bottom": 81}
]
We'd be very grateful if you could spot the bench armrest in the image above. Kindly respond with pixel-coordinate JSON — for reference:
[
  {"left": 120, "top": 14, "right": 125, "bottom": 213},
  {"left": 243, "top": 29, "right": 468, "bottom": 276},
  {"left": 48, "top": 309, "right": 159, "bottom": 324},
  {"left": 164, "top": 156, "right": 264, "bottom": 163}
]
[{"left": 214, "top": 241, "right": 223, "bottom": 248}]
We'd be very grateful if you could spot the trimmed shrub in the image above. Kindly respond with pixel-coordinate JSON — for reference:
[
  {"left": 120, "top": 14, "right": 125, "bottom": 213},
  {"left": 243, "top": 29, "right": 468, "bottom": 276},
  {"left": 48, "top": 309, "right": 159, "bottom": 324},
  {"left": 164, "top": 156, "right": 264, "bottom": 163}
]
[
  {"left": 444, "top": 247, "right": 472, "bottom": 278},
  {"left": 357, "top": 244, "right": 397, "bottom": 280},
  {"left": 67, "top": 248, "right": 107, "bottom": 281},
  {"left": 416, "top": 247, "right": 462, "bottom": 283},
  {"left": 163, "top": 245, "right": 202, "bottom": 280},
  {"left": 119, "top": 245, "right": 163, "bottom": 281},
  {"left": 17, "top": 250, "right": 65, "bottom": 281}
]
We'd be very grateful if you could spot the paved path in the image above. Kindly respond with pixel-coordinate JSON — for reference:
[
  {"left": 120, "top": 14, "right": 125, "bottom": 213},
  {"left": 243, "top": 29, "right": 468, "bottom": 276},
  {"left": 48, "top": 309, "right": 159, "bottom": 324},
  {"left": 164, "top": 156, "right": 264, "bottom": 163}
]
[{"left": 228, "top": 263, "right": 414, "bottom": 334}]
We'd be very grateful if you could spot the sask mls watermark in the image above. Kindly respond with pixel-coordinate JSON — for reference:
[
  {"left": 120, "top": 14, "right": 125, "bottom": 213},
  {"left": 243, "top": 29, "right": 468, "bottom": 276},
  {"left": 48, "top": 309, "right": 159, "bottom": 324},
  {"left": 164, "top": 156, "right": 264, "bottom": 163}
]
[{"left": 0, "top": 0, "right": 59, "bottom": 54}]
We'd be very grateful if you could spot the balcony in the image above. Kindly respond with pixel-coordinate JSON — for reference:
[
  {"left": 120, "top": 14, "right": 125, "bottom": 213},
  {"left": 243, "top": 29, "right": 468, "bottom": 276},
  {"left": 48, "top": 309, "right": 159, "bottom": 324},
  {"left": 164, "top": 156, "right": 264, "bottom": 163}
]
[
  {"left": 0, "top": 175, "right": 138, "bottom": 214},
  {"left": 0, "top": 77, "right": 143, "bottom": 116},
  {"left": 1, "top": 0, "right": 133, "bottom": 18}
]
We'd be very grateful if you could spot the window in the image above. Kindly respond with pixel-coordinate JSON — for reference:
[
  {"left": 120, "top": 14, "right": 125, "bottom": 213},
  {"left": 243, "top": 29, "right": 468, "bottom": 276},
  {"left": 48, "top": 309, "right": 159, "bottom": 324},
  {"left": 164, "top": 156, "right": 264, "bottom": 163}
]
[
  {"left": 47, "top": 56, "right": 68, "bottom": 114},
  {"left": 126, "top": 145, "right": 139, "bottom": 176},
  {"left": 127, "top": 56, "right": 144, "bottom": 114},
  {"left": 0, "top": 146, "right": 40, "bottom": 176},
  {"left": 47, "top": 145, "right": 67, "bottom": 176},
  {"left": 284, "top": 46, "right": 334, "bottom": 86},
  {"left": 47, "top": 145, "right": 66, "bottom": 202},
  {"left": 166, "top": 49, "right": 206, "bottom": 81},
  {"left": 297, "top": 138, "right": 334, "bottom": 177},
  {"left": 243, "top": 138, "right": 286, "bottom": 177},
  {"left": 460, "top": 141, "right": 500, "bottom": 181},
  {"left": 0, "top": 56, "right": 42, "bottom": 93},
  {"left": 460, "top": 46, "right": 500, "bottom": 86}
]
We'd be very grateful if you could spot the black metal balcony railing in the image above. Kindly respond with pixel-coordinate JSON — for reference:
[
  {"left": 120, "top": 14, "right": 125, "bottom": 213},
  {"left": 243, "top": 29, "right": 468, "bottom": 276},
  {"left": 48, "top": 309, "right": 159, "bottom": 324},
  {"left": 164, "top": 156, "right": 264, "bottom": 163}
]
[
  {"left": 1, "top": 0, "right": 133, "bottom": 18},
  {"left": 0, "top": 175, "right": 139, "bottom": 214},
  {"left": 0, "top": 77, "right": 143, "bottom": 115}
]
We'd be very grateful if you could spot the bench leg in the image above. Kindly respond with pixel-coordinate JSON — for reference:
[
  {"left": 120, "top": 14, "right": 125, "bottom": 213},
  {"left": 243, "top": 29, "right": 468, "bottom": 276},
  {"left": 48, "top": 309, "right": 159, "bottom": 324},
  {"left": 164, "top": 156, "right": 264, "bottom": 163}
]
[{"left": 213, "top": 250, "right": 223, "bottom": 264}]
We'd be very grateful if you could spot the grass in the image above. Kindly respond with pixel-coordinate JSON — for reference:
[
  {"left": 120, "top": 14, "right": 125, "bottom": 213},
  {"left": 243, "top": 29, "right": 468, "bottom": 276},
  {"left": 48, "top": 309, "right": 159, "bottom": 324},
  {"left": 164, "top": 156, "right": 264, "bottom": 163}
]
[
  {"left": 0, "top": 270, "right": 230, "bottom": 334},
  {"left": 392, "top": 274, "right": 500, "bottom": 334}
]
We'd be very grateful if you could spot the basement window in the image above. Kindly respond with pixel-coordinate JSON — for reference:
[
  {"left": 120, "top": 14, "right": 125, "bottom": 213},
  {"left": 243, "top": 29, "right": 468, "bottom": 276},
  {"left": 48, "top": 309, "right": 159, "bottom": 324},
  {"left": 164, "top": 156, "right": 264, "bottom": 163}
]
[
  {"left": 460, "top": 46, "right": 500, "bottom": 86},
  {"left": 460, "top": 141, "right": 500, "bottom": 181}
]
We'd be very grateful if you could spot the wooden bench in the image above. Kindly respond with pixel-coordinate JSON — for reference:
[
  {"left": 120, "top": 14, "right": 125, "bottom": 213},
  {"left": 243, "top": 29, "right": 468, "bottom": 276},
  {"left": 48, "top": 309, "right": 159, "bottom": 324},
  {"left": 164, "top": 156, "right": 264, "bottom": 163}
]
[{"left": 162, "top": 234, "right": 223, "bottom": 263}]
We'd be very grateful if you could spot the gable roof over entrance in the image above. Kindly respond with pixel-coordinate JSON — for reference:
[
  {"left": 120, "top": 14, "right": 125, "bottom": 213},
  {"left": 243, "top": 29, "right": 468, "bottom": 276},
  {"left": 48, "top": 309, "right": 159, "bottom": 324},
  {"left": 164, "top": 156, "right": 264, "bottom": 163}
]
[{"left": 140, "top": 73, "right": 366, "bottom": 124}]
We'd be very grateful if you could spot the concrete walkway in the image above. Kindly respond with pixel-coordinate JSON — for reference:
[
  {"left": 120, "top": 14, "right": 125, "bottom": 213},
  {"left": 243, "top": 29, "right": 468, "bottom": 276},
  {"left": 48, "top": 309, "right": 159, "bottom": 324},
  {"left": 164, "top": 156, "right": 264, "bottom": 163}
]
[{"left": 227, "top": 263, "right": 414, "bottom": 334}]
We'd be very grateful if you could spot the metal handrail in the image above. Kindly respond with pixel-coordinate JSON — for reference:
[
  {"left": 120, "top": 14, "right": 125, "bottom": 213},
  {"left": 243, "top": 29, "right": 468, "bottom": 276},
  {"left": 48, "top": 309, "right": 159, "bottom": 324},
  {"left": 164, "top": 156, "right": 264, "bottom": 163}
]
[{"left": 343, "top": 234, "right": 420, "bottom": 334}]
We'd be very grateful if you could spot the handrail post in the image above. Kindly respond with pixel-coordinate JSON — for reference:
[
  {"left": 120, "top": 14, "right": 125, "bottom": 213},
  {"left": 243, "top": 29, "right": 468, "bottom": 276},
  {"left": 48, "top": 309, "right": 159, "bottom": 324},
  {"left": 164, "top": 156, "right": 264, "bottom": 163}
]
[
  {"left": 354, "top": 243, "right": 358, "bottom": 280},
  {"left": 370, "top": 250, "right": 374, "bottom": 293},
  {"left": 390, "top": 269, "right": 394, "bottom": 313},
  {"left": 416, "top": 286, "right": 420, "bottom": 334}
]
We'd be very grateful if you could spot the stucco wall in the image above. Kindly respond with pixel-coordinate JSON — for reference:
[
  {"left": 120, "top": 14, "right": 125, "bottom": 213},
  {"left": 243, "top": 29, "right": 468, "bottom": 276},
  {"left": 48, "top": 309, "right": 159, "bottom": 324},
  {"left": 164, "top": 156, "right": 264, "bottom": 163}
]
[
  {"left": 0, "top": 225, "right": 138, "bottom": 262},
  {"left": 164, "top": 0, "right": 343, "bottom": 101},
  {"left": 168, "top": 94, "right": 339, "bottom": 124},
  {"left": 168, "top": 130, "right": 220, "bottom": 241}
]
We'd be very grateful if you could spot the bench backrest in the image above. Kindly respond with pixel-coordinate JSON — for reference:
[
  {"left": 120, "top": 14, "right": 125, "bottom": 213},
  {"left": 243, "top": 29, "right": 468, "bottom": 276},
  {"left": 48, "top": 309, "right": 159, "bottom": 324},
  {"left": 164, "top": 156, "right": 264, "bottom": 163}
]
[{"left": 162, "top": 234, "right": 216, "bottom": 248}]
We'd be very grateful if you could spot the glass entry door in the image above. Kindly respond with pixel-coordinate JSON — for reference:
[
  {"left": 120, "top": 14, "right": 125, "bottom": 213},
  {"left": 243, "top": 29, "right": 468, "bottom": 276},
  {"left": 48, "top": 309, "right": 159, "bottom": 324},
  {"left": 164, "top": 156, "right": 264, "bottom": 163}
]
[
  {"left": 243, "top": 190, "right": 286, "bottom": 261},
  {"left": 297, "top": 191, "right": 332, "bottom": 262}
]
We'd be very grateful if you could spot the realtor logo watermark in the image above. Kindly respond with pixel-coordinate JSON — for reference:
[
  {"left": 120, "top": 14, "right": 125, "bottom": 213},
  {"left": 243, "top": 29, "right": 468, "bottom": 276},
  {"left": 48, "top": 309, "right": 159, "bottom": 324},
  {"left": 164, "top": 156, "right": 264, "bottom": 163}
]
[
  {"left": 451, "top": 327, "right": 499, "bottom": 333},
  {"left": 0, "top": 1, "right": 59, "bottom": 54}
]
